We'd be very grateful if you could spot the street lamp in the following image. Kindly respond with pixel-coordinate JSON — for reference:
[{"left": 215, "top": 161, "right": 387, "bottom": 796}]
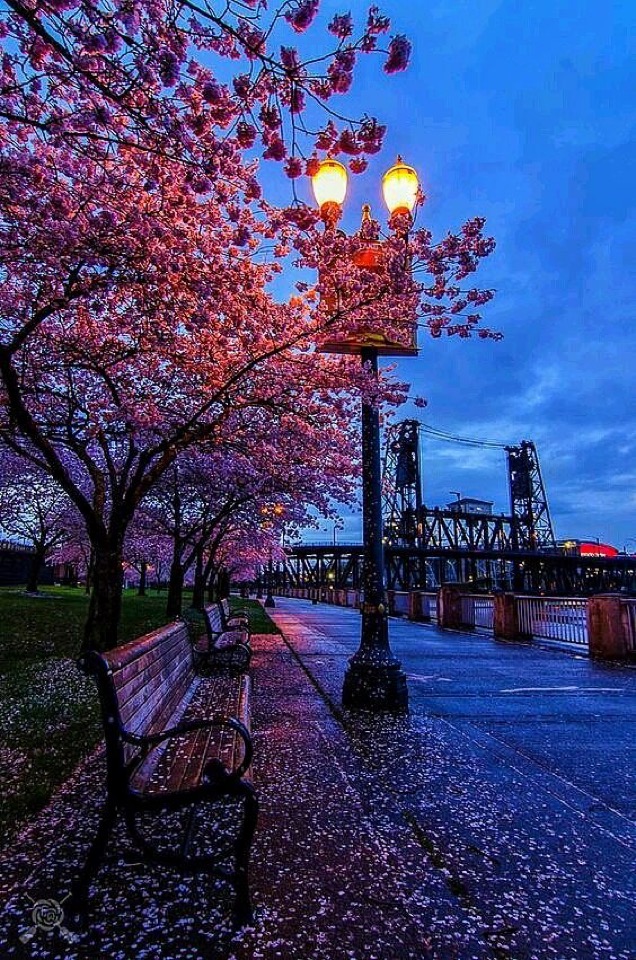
[
  {"left": 264, "top": 548, "right": 275, "bottom": 609},
  {"left": 332, "top": 517, "right": 344, "bottom": 547},
  {"left": 311, "top": 155, "right": 420, "bottom": 714},
  {"left": 261, "top": 503, "right": 284, "bottom": 609}
]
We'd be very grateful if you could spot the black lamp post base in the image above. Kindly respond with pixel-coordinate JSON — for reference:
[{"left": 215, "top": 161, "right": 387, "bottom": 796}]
[
  {"left": 264, "top": 594, "right": 275, "bottom": 609},
  {"left": 342, "top": 658, "right": 409, "bottom": 714}
]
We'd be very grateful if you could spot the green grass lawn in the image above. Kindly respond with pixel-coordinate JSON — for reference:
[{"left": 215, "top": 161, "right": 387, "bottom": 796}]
[{"left": 0, "top": 587, "right": 277, "bottom": 849}]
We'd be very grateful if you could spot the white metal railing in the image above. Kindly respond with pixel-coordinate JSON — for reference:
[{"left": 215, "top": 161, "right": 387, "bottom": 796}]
[
  {"left": 420, "top": 592, "right": 438, "bottom": 622},
  {"left": 460, "top": 594, "right": 494, "bottom": 630},
  {"left": 391, "top": 592, "right": 411, "bottom": 616},
  {"left": 622, "top": 599, "right": 636, "bottom": 652},
  {"left": 392, "top": 590, "right": 438, "bottom": 621},
  {"left": 286, "top": 588, "right": 636, "bottom": 654},
  {"left": 517, "top": 596, "right": 588, "bottom": 647}
]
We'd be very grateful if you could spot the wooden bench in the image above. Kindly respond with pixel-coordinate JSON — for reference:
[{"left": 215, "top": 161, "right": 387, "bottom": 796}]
[
  {"left": 67, "top": 621, "right": 257, "bottom": 929},
  {"left": 194, "top": 603, "right": 252, "bottom": 674}
]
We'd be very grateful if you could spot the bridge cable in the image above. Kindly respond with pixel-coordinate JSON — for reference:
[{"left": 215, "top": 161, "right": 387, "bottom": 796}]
[{"left": 416, "top": 422, "right": 508, "bottom": 450}]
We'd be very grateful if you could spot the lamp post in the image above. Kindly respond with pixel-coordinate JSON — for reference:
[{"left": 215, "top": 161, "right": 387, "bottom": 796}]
[
  {"left": 311, "top": 156, "right": 420, "bottom": 714},
  {"left": 264, "top": 548, "right": 275, "bottom": 608},
  {"left": 261, "top": 503, "right": 284, "bottom": 609},
  {"left": 332, "top": 517, "right": 344, "bottom": 546}
]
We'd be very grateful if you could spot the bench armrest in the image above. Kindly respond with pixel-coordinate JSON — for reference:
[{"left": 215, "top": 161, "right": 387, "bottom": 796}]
[
  {"left": 211, "top": 636, "right": 250, "bottom": 655},
  {"left": 123, "top": 715, "right": 253, "bottom": 779}
]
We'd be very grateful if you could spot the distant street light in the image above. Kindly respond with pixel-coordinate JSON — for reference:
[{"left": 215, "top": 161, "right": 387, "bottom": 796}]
[
  {"left": 261, "top": 503, "right": 284, "bottom": 609},
  {"left": 333, "top": 517, "right": 344, "bottom": 546}
]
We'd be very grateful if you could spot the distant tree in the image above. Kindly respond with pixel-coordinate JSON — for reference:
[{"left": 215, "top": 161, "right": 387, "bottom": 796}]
[
  {"left": 50, "top": 515, "right": 94, "bottom": 592},
  {"left": 136, "top": 409, "right": 361, "bottom": 616},
  {"left": 0, "top": 448, "right": 79, "bottom": 592}
]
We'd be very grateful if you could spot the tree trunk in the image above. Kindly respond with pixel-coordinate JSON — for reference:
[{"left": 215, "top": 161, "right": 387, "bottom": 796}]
[
  {"left": 206, "top": 564, "right": 218, "bottom": 602},
  {"left": 26, "top": 547, "right": 45, "bottom": 593},
  {"left": 85, "top": 549, "right": 95, "bottom": 594},
  {"left": 166, "top": 475, "right": 182, "bottom": 618},
  {"left": 82, "top": 544, "right": 124, "bottom": 653},
  {"left": 217, "top": 568, "right": 230, "bottom": 600},
  {"left": 166, "top": 557, "right": 183, "bottom": 619},
  {"left": 138, "top": 561, "right": 147, "bottom": 597},
  {"left": 191, "top": 550, "right": 205, "bottom": 610}
]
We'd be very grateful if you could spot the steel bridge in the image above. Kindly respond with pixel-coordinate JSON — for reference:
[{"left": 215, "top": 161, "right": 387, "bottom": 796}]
[
  {"left": 277, "top": 543, "right": 636, "bottom": 596},
  {"left": 275, "top": 420, "right": 635, "bottom": 597}
]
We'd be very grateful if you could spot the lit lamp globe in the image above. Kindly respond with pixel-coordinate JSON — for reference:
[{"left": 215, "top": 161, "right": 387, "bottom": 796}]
[
  {"left": 311, "top": 158, "right": 348, "bottom": 226},
  {"left": 382, "top": 156, "right": 419, "bottom": 217}
]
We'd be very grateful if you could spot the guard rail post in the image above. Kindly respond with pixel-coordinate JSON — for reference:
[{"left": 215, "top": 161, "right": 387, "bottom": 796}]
[
  {"left": 437, "top": 585, "right": 464, "bottom": 630},
  {"left": 587, "top": 594, "right": 633, "bottom": 661},
  {"left": 493, "top": 592, "right": 520, "bottom": 642}
]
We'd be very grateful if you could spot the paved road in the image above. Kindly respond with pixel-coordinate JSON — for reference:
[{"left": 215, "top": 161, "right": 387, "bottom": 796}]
[
  {"left": 255, "top": 597, "right": 635, "bottom": 960},
  {"left": 274, "top": 599, "right": 635, "bottom": 825}
]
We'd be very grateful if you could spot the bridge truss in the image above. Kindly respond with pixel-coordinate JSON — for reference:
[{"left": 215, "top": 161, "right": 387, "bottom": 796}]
[
  {"left": 280, "top": 544, "right": 636, "bottom": 596},
  {"left": 279, "top": 419, "right": 634, "bottom": 597},
  {"left": 382, "top": 422, "right": 556, "bottom": 554}
]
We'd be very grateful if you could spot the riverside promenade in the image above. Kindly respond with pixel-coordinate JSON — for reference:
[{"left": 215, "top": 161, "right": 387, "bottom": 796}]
[{"left": 0, "top": 598, "right": 634, "bottom": 959}]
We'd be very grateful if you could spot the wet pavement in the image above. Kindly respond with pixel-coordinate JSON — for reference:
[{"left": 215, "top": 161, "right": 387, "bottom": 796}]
[
  {"left": 239, "top": 598, "right": 635, "bottom": 960},
  {"left": 0, "top": 597, "right": 634, "bottom": 959}
]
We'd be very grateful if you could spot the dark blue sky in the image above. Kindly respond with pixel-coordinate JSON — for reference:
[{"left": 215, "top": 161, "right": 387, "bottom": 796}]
[{"left": 292, "top": 0, "right": 636, "bottom": 548}]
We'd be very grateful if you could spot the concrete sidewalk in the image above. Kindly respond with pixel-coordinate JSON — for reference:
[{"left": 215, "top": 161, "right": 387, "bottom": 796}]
[{"left": 0, "top": 598, "right": 634, "bottom": 959}]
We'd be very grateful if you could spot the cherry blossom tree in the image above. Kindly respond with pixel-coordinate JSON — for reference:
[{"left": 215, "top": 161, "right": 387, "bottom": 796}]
[
  {"left": 135, "top": 401, "right": 362, "bottom": 616},
  {"left": 1, "top": 1, "right": 407, "bottom": 175},
  {"left": 123, "top": 523, "right": 169, "bottom": 596},
  {"left": 0, "top": 2, "right": 498, "bottom": 652},
  {"left": 1, "top": 129, "right": 381, "bottom": 649},
  {"left": 49, "top": 514, "right": 94, "bottom": 591}
]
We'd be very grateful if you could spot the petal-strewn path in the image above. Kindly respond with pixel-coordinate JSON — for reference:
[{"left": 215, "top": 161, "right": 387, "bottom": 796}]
[{"left": 1, "top": 598, "right": 634, "bottom": 959}]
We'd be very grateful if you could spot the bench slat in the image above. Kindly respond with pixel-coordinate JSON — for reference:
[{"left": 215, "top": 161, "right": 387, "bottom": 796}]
[
  {"left": 115, "top": 629, "right": 194, "bottom": 737},
  {"left": 114, "top": 629, "right": 190, "bottom": 701},
  {"left": 121, "top": 651, "right": 193, "bottom": 737},
  {"left": 129, "top": 674, "right": 251, "bottom": 796}
]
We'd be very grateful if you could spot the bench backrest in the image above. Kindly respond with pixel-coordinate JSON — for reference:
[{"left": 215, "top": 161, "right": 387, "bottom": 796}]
[
  {"left": 204, "top": 603, "right": 224, "bottom": 641},
  {"left": 85, "top": 621, "right": 195, "bottom": 785}
]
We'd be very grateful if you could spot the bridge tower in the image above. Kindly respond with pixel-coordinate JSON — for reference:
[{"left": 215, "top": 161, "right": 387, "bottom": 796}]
[
  {"left": 506, "top": 440, "right": 556, "bottom": 550},
  {"left": 382, "top": 420, "right": 422, "bottom": 546}
]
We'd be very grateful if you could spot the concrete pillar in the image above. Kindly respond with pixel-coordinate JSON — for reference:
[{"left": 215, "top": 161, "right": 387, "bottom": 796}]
[
  {"left": 493, "top": 592, "right": 520, "bottom": 641},
  {"left": 416, "top": 592, "right": 433, "bottom": 621},
  {"left": 409, "top": 591, "right": 422, "bottom": 621},
  {"left": 437, "top": 586, "right": 464, "bottom": 630},
  {"left": 587, "top": 594, "right": 633, "bottom": 661}
]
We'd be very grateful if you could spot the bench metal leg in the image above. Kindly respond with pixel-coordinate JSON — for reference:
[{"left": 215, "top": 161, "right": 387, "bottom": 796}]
[
  {"left": 232, "top": 783, "right": 259, "bottom": 927},
  {"left": 65, "top": 800, "right": 118, "bottom": 929}
]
